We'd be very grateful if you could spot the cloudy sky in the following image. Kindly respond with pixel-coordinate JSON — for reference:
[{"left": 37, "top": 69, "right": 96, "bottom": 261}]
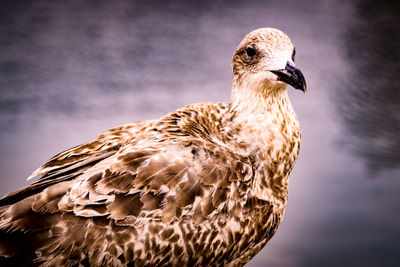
[{"left": 0, "top": 0, "right": 399, "bottom": 266}]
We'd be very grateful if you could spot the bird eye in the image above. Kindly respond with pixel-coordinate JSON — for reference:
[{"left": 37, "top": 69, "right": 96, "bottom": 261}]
[
  {"left": 291, "top": 48, "right": 296, "bottom": 62},
  {"left": 246, "top": 46, "right": 256, "bottom": 57}
]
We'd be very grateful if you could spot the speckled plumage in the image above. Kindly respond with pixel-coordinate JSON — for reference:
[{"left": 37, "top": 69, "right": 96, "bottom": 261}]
[{"left": 0, "top": 28, "right": 305, "bottom": 266}]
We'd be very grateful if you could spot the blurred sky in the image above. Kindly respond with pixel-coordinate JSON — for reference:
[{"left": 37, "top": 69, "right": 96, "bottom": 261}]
[{"left": 0, "top": 0, "right": 399, "bottom": 266}]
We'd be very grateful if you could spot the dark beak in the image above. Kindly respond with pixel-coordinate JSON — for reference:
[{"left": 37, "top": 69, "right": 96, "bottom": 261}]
[{"left": 271, "top": 61, "right": 307, "bottom": 93}]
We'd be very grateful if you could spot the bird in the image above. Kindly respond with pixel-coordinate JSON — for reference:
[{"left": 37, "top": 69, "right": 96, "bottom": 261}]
[{"left": 0, "top": 27, "right": 306, "bottom": 266}]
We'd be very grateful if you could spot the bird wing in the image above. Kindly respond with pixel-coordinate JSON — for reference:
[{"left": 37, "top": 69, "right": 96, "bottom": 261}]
[
  {"left": 59, "top": 136, "right": 252, "bottom": 222},
  {"left": 33, "top": 102, "right": 251, "bottom": 224},
  {"left": 0, "top": 120, "right": 150, "bottom": 206},
  {"left": 0, "top": 103, "right": 264, "bottom": 266}
]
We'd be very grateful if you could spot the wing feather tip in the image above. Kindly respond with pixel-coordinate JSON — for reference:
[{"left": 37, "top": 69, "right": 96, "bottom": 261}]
[{"left": 27, "top": 169, "right": 41, "bottom": 181}]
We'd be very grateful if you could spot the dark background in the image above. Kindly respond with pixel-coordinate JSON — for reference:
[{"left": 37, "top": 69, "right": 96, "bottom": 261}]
[{"left": 0, "top": 0, "right": 399, "bottom": 266}]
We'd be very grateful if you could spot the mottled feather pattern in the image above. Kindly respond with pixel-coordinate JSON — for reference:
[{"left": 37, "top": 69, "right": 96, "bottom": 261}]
[{"left": 0, "top": 28, "right": 304, "bottom": 266}]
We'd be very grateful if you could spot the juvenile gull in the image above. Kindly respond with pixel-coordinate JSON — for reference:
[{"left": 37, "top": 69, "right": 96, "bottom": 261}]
[{"left": 0, "top": 27, "right": 306, "bottom": 266}]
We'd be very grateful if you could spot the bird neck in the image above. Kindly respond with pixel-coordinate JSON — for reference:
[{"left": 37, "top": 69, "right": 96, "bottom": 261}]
[
  {"left": 227, "top": 82, "right": 300, "bottom": 204},
  {"left": 228, "top": 82, "right": 296, "bottom": 135},
  {"left": 231, "top": 82, "right": 283, "bottom": 109}
]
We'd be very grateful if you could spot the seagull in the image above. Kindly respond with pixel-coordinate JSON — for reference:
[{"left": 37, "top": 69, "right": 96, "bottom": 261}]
[{"left": 0, "top": 27, "right": 306, "bottom": 266}]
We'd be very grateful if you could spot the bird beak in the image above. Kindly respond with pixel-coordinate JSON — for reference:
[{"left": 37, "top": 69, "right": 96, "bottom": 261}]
[{"left": 271, "top": 61, "right": 307, "bottom": 93}]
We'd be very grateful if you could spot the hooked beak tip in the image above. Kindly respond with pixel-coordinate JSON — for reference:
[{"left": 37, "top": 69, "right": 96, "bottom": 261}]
[{"left": 271, "top": 61, "right": 307, "bottom": 94}]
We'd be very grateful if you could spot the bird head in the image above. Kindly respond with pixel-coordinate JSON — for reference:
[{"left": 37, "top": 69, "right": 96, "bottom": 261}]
[{"left": 232, "top": 28, "right": 306, "bottom": 94}]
